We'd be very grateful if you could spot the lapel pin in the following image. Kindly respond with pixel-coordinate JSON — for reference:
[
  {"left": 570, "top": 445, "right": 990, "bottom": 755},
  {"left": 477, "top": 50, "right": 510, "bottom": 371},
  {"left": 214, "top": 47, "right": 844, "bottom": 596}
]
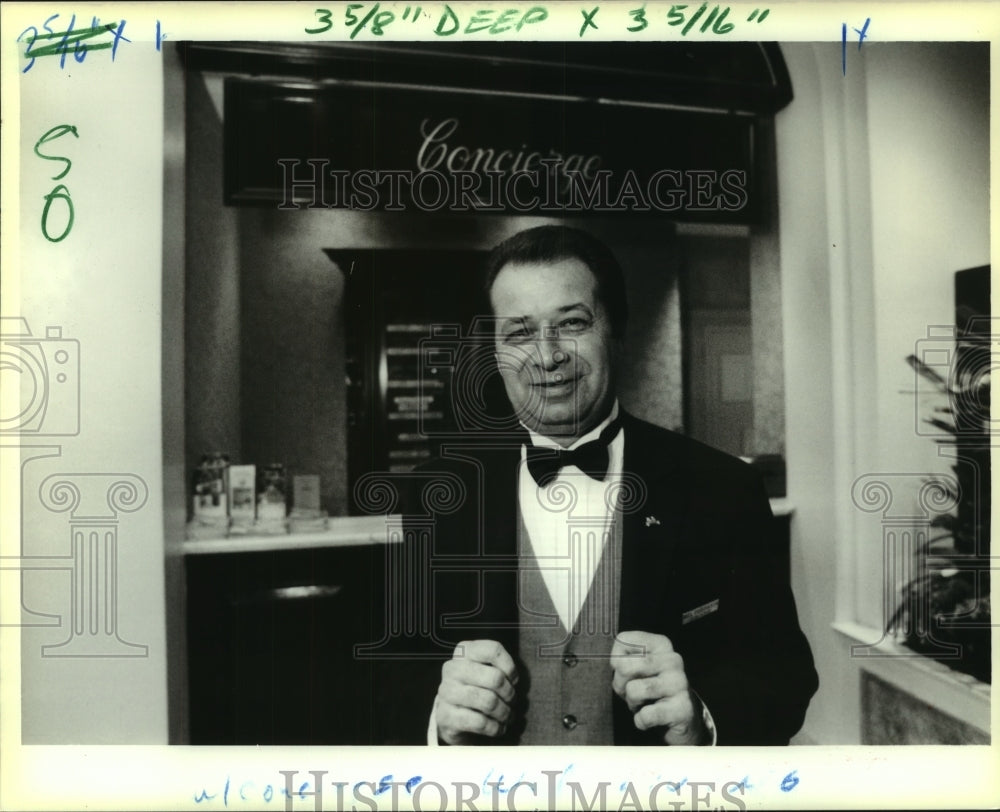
[{"left": 645, "top": 515, "right": 661, "bottom": 527}]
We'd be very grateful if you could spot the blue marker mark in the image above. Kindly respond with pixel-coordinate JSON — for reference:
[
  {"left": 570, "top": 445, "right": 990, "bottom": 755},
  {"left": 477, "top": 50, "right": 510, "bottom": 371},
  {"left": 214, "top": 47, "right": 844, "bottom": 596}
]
[
  {"left": 109, "top": 20, "right": 130, "bottom": 60},
  {"left": 842, "top": 22, "right": 846, "bottom": 74},
  {"left": 842, "top": 17, "right": 871, "bottom": 75},
  {"left": 855, "top": 18, "right": 871, "bottom": 48},
  {"left": 54, "top": 14, "right": 76, "bottom": 69},
  {"left": 780, "top": 770, "right": 800, "bottom": 792},
  {"left": 406, "top": 777, "right": 422, "bottom": 793},
  {"left": 194, "top": 788, "right": 216, "bottom": 803}
]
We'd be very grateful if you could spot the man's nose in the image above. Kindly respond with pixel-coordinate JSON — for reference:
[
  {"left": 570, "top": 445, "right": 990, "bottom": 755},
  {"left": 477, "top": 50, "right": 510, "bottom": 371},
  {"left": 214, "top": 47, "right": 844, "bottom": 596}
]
[{"left": 537, "top": 327, "right": 568, "bottom": 370}]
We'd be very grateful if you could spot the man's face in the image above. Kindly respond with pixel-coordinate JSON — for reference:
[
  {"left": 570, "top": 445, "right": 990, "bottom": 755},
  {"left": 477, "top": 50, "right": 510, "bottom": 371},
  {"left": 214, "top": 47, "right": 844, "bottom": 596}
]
[{"left": 489, "top": 257, "right": 618, "bottom": 444}]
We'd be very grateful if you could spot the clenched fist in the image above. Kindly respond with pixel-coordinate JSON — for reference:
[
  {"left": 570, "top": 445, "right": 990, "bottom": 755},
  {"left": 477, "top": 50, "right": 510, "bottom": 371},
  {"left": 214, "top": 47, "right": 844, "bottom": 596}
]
[
  {"left": 435, "top": 639, "right": 519, "bottom": 745},
  {"left": 610, "top": 630, "right": 709, "bottom": 745}
]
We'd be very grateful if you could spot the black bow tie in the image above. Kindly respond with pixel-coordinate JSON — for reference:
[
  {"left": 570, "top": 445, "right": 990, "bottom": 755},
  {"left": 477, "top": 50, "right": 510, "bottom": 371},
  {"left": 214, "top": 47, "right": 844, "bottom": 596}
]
[{"left": 525, "top": 419, "right": 622, "bottom": 488}]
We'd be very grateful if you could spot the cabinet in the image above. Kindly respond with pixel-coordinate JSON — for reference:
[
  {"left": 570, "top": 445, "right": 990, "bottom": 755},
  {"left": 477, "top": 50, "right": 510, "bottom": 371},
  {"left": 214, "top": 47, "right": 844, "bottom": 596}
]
[{"left": 185, "top": 542, "right": 386, "bottom": 744}]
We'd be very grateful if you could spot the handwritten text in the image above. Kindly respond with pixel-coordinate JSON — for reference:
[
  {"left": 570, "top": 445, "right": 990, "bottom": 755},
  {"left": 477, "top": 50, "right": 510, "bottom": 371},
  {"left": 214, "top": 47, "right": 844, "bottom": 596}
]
[
  {"left": 34, "top": 125, "right": 78, "bottom": 243},
  {"left": 303, "top": 3, "right": 773, "bottom": 39}
]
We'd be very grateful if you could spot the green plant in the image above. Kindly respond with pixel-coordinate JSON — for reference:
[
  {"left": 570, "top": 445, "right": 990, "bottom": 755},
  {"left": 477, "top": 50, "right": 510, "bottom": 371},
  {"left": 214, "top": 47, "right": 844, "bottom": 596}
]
[{"left": 890, "top": 332, "right": 991, "bottom": 684}]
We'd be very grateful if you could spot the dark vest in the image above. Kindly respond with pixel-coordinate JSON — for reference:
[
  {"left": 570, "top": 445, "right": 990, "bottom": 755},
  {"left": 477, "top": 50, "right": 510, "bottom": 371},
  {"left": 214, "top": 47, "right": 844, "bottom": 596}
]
[{"left": 514, "top": 502, "right": 623, "bottom": 744}]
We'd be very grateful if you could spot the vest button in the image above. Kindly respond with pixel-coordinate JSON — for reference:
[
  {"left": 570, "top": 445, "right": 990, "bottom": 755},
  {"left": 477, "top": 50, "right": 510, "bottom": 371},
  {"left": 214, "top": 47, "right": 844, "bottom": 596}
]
[
  {"left": 562, "top": 714, "right": 578, "bottom": 730},
  {"left": 562, "top": 653, "right": 578, "bottom": 667}
]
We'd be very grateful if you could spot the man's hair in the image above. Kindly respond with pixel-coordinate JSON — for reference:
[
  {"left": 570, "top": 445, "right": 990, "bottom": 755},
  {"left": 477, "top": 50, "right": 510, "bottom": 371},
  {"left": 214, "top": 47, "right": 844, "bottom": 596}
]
[{"left": 482, "top": 225, "right": 628, "bottom": 339}]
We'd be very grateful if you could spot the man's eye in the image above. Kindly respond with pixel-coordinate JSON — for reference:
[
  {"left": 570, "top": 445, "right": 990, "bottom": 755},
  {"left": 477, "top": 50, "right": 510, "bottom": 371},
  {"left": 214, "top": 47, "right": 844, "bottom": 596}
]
[
  {"left": 503, "top": 327, "right": 530, "bottom": 342},
  {"left": 560, "top": 317, "right": 589, "bottom": 330}
]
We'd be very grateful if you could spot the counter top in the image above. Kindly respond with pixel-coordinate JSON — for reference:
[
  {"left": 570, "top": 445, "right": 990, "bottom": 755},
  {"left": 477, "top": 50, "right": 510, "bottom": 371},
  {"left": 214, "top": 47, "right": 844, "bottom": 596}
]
[
  {"left": 183, "top": 498, "right": 793, "bottom": 555},
  {"left": 182, "top": 514, "right": 401, "bottom": 555}
]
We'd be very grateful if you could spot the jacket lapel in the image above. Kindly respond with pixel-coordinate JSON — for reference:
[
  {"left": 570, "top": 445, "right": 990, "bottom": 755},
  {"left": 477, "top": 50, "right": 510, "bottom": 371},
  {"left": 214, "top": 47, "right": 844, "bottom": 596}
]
[{"left": 617, "top": 413, "right": 687, "bottom": 639}]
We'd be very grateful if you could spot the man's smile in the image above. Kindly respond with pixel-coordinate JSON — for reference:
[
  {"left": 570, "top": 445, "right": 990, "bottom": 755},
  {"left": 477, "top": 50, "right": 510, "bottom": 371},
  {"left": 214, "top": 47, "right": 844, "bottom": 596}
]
[{"left": 532, "top": 374, "right": 581, "bottom": 394}]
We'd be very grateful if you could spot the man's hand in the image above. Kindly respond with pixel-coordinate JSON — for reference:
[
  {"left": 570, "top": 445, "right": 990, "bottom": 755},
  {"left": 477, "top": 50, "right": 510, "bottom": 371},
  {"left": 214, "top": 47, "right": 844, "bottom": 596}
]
[
  {"left": 610, "top": 631, "right": 708, "bottom": 745},
  {"left": 436, "top": 639, "right": 519, "bottom": 745}
]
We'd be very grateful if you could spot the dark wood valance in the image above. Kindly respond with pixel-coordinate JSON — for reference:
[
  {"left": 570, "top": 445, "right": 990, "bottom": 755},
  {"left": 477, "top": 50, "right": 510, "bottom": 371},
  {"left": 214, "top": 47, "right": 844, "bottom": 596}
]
[
  {"left": 178, "top": 41, "right": 791, "bottom": 222},
  {"left": 178, "top": 41, "right": 792, "bottom": 114}
]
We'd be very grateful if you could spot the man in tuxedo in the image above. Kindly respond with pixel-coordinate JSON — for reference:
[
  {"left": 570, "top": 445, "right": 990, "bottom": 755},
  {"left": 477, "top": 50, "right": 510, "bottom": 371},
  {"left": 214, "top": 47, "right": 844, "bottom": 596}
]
[{"left": 376, "top": 225, "right": 817, "bottom": 746}]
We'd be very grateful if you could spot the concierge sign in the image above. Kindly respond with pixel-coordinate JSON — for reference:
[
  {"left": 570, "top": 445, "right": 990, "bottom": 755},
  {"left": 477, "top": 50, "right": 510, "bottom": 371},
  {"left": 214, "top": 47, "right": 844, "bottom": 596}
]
[{"left": 224, "top": 79, "right": 761, "bottom": 222}]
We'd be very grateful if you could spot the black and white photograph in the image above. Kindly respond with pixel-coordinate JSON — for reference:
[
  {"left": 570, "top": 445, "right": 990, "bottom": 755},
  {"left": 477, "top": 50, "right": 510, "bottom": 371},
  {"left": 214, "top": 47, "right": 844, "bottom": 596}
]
[{"left": 0, "top": 2, "right": 996, "bottom": 810}]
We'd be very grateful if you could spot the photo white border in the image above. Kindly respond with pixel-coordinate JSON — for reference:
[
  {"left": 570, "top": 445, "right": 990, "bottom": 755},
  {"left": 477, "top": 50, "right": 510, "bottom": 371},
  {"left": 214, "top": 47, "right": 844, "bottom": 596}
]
[{"left": 1, "top": 1, "right": 997, "bottom": 809}]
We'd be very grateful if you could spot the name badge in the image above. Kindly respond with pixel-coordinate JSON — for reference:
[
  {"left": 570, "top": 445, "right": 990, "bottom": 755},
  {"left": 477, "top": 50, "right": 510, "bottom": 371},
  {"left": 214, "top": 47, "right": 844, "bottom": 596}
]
[{"left": 682, "top": 599, "right": 720, "bottom": 625}]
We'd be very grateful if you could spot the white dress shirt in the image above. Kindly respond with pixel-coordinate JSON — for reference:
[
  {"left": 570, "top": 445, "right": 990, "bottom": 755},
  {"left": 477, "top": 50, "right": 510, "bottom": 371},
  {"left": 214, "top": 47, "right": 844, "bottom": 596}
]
[{"left": 518, "top": 402, "right": 623, "bottom": 632}]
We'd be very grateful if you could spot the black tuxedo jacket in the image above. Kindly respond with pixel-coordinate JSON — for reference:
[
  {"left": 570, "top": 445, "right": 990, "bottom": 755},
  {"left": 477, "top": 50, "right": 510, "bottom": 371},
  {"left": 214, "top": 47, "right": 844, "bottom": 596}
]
[{"left": 371, "top": 412, "right": 818, "bottom": 746}]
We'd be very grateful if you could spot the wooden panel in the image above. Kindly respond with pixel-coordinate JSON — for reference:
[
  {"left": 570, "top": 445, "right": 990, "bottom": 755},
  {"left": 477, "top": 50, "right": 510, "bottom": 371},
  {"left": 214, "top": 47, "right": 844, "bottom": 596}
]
[{"left": 186, "top": 545, "right": 386, "bottom": 744}]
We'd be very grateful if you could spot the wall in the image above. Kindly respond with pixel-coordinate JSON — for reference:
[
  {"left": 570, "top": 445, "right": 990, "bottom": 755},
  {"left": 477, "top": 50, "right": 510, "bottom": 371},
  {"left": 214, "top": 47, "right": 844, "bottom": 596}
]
[
  {"left": 185, "top": 71, "right": 242, "bottom": 486},
  {"left": 162, "top": 41, "right": 190, "bottom": 746},
  {"left": 14, "top": 50, "right": 169, "bottom": 743},
  {"left": 860, "top": 42, "right": 990, "bottom": 628},
  {"left": 778, "top": 42, "right": 990, "bottom": 745},
  {"left": 749, "top": 117, "right": 786, "bottom": 457},
  {"left": 777, "top": 41, "right": 853, "bottom": 743},
  {"left": 684, "top": 233, "right": 754, "bottom": 456}
]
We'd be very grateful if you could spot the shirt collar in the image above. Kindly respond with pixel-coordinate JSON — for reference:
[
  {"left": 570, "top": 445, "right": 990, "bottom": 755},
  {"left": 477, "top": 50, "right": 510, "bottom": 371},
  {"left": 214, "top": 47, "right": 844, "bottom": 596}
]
[{"left": 523, "top": 400, "right": 620, "bottom": 451}]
